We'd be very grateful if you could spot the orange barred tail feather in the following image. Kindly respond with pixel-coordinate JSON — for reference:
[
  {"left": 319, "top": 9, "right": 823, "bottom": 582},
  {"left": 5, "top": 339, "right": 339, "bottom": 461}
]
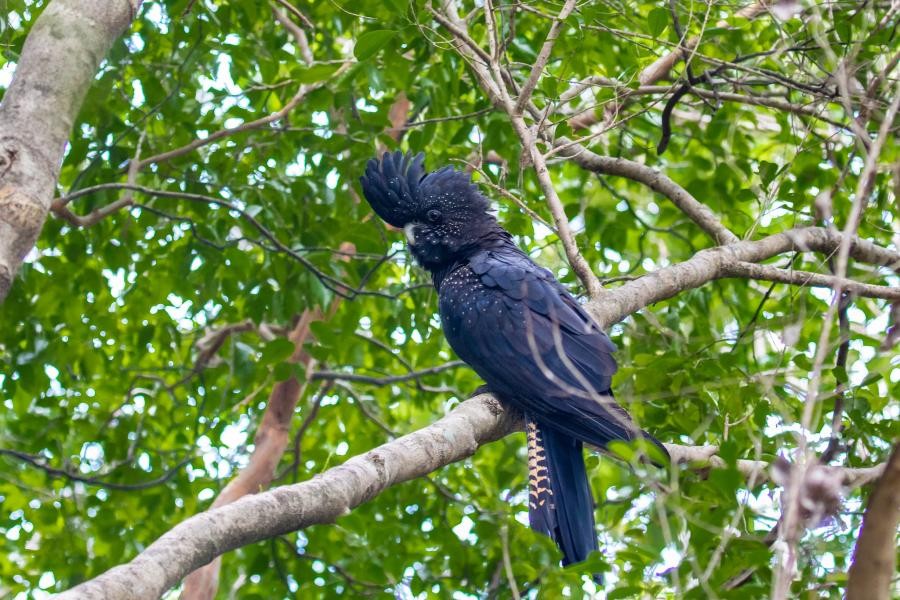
[
  {"left": 526, "top": 415, "right": 599, "bottom": 573},
  {"left": 526, "top": 418, "right": 556, "bottom": 537}
]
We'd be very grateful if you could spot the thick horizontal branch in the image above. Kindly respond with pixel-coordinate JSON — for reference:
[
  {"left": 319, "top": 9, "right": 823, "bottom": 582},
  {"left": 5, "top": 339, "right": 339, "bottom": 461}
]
[
  {"left": 58, "top": 395, "right": 887, "bottom": 599},
  {"left": 588, "top": 226, "right": 900, "bottom": 328},
  {"left": 57, "top": 395, "right": 517, "bottom": 600},
  {"left": 664, "top": 443, "right": 884, "bottom": 488}
]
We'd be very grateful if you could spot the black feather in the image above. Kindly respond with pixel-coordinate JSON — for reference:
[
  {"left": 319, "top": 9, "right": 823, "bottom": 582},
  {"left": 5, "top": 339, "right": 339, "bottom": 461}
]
[
  {"left": 359, "top": 151, "right": 425, "bottom": 227},
  {"left": 359, "top": 151, "right": 668, "bottom": 573}
]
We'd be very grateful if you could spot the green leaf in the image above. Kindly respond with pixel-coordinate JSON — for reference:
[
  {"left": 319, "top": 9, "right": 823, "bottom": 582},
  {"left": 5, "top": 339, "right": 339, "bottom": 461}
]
[
  {"left": 273, "top": 361, "right": 294, "bottom": 381},
  {"left": 648, "top": 8, "right": 669, "bottom": 38},
  {"left": 758, "top": 160, "right": 779, "bottom": 186},
  {"left": 296, "top": 63, "right": 342, "bottom": 83},
  {"left": 835, "top": 20, "right": 852, "bottom": 43},
  {"left": 259, "top": 338, "right": 296, "bottom": 365},
  {"left": 831, "top": 365, "right": 848, "bottom": 383},
  {"left": 609, "top": 587, "right": 644, "bottom": 600},
  {"left": 792, "top": 353, "right": 813, "bottom": 371},
  {"left": 354, "top": 30, "right": 396, "bottom": 61},
  {"left": 718, "top": 440, "right": 739, "bottom": 465}
]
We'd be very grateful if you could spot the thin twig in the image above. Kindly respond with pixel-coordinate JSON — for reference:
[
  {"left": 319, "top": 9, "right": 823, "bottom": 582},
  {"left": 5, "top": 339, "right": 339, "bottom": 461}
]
[
  {"left": 499, "top": 524, "right": 521, "bottom": 599},
  {"left": 723, "top": 262, "right": 900, "bottom": 301},
  {"left": 773, "top": 78, "right": 900, "bottom": 599},
  {"left": 513, "top": 0, "right": 576, "bottom": 114},
  {"left": 133, "top": 62, "right": 351, "bottom": 170},
  {"left": 271, "top": 7, "right": 313, "bottom": 66},
  {"left": 270, "top": 0, "right": 314, "bottom": 29},
  {"left": 311, "top": 361, "right": 465, "bottom": 385}
]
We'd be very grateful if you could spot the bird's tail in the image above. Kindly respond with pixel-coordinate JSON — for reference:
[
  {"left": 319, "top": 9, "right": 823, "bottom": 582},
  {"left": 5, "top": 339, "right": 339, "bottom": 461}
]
[{"left": 526, "top": 416, "right": 598, "bottom": 568}]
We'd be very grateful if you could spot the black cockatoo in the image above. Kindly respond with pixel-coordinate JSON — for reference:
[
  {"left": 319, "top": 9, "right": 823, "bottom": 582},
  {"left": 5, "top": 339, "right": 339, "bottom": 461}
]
[{"left": 359, "top": 151, "right": 665, "bottom": 569}]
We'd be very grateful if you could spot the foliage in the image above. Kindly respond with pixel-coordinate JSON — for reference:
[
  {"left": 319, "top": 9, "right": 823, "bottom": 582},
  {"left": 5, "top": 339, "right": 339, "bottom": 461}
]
[{"left": 0, "top": 0, "right": 897, "bottom": 598}]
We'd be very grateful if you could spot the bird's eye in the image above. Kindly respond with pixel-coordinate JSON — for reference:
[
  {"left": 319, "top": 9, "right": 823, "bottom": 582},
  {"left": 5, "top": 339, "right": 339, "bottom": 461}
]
[{"left": 426, "top": 209, "right": 442, "bottom": 223}]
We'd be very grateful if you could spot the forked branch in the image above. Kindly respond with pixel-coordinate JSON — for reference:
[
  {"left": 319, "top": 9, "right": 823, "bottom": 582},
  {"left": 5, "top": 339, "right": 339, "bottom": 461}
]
[{"left": 57, "top": 394, "right": 888, "bottom": 599}]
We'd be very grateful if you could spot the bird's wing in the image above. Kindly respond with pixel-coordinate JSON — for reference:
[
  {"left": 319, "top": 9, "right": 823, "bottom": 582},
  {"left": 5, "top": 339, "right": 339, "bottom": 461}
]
[{"left": 441, "top": 251, "right": 652, "bottom": 449}]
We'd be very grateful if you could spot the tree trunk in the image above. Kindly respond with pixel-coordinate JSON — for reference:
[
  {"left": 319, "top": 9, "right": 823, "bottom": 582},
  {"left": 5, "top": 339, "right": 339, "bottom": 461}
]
[{"left": 0, "top": 0, "right": 141, "bottom": 301}]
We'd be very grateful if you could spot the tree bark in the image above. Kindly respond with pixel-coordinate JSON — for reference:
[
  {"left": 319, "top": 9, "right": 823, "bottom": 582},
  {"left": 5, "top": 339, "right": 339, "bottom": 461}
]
[
  {"left": 846, "top": 443, "right": 900, "bottom": 600},
  {"left": 57, "top": 394, "right": 519, "bottom": 600},
  {"left": 56, "top": 393, "right": 887, "bottom": 599},
  {"left": 0, "top": 0, "right": 141, "bottom": 301},
  {"left": 584, "top": 226, "right": 900, "bottom": 329},
  {"left": 180, "top": 310, "right": 322, "bottom": 600}
]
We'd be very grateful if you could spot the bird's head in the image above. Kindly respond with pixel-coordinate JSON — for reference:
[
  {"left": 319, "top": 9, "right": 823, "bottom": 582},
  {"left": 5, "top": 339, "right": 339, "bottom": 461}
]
[{"left": 360, "top": 151, "right": 499, "bottom": 270}]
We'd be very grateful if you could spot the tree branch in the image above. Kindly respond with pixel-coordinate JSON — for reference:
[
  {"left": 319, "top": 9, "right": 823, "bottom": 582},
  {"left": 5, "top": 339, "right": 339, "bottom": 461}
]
[
  {"left": 638, "top": 1, "right": 769, "bottom": 85},
  {"left": 551, "top": 140, "right": 740, "bottom": 245},
  {"left": 271, "top": 0, "right": 314, "bottom": 30},
  {"left": 132, "top": 63, "right": 352, "bottom": 171},
  {"left": 311, "top": 360, "right": 465, "bottom": 385},
  {"left": 663, "top": 443, "right": 884, "bottom": 488},
  {"left": 0, "top": 449, "right": 192, "bottom": 491},
  {"left": 723, "top": 261, "right": 900, "bottom": 301},
  {"left": 180, "top": 310, "right": 325, "bottom": 600},
  {"left": 0, "top": 0, "right": 142, "bottom": 302},
  {"left": 57, "top": 394, "right": 887, "bottom": 599},
  {"left": 448, "top": 0, "right": 603, "bottom": 297},
  {"left": 271, "top": 7, "right": 313, "bottom": 66},
  {"left": 846, "top": 442, "right": 900, "bottom": 600},
  {"left": 586, "top": 226, "right": 900, "bottom": 328},
  {"left": 513, "top": 0, "right": 576, "bottom": 114},
  {"left": 57, "top": 394, "right": 519, "bottom": 600},
  {"left": 51, "top": 183, "right": 379, "bottom": 300}
]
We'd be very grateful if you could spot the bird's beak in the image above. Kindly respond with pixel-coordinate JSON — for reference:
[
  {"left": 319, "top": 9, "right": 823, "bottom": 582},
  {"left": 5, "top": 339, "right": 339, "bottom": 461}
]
[{"left": 404, "top": 222, "right": 418, "bottom": 245}]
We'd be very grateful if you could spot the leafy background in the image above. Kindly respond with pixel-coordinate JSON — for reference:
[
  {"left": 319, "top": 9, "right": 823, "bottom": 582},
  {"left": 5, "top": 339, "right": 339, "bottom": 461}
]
[{"left": 0, "top": 0, "right": 897, "bottom": 598}]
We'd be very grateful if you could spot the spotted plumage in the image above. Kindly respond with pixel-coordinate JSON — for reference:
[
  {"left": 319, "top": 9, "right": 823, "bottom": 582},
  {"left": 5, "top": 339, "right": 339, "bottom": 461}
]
[{"left": 360, "top": 151, "right": 667, "bottom": 571}]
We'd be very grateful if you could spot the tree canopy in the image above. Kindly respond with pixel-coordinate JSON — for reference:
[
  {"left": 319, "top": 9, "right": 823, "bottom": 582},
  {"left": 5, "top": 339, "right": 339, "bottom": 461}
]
[{"left": 0, "top": 0, "right": 898, "bottom": 598}]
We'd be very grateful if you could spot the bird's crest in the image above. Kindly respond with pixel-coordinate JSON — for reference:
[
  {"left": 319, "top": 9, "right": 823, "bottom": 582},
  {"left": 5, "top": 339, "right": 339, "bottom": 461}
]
[
  {"left": 359, "top": 151, "right": 427, "bottom": 227},
  {"left": 360, "top": 151, "right": 490, "bottom": 226}
]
